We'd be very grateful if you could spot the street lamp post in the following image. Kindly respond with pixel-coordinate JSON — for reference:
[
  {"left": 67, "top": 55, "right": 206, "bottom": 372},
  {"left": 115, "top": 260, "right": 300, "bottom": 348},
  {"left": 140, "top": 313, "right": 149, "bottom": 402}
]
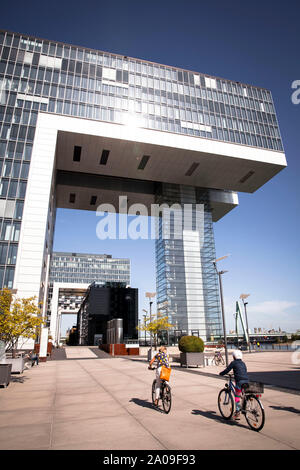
[
  {"left": 138, "top": 318, "right": 141, "bottom": 343},
  {"left": 146, "top": 292, "right": 156, "bottom": 359},
  {"left": 142, "top": 312, "right": 147, "bottom": 346},
  {"left": 213, "top": 255, "right": 230, "bottom": 366},
  {"left": 150, "top": 301, "right": 153, "bottom": 349},
  {"left": 240, "top": 294, "right": 251, "bottom": 353},
  {"left": 160, "top": 300, "right": 169, "bottom": 346}
]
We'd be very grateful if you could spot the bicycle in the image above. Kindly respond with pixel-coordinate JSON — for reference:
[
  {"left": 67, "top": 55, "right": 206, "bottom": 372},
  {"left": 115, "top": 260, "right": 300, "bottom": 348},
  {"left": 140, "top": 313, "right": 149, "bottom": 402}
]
[
  {"left": 218, "top": 374, "right": 265, "bottom": 431},
  {"left": 213, "top": 349, "right": 225, "bottom": 366},
  {"left": 149, "top": 366, "right": 172, "bottom": 414}
]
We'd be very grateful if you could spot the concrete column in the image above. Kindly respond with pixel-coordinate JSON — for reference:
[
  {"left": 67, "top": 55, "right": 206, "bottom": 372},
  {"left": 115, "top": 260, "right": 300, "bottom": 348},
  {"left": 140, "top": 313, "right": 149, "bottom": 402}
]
[{"left": 13, "top": 114, "right": 58, "bottom": 356}]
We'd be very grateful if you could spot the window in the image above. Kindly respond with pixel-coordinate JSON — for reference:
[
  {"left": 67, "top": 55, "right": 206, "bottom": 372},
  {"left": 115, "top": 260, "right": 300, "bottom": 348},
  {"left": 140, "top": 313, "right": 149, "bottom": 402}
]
[
  {"left": 18, "top": 181, "right": 27, "bottom": 198},
  {"left": 20, "top": 162, "right": 30, "bottom": 179},
  {"left": 185, "top": 162, "right": 199, "bottom": 176},
  {"left": 0, "top": 179, "right": 9, "bottom": 197},
  {"left": 100, "top": 149, "right": 110, "bottom": 165},
  {"left": 0, "top": 243, "right": 8, "bottom": 264},
  {"left": 24, "top": 144, "right": 32, "bottom": 161},
  {"left": 2, "top": 161, "right": 12, "bottom": 177},
  {"left": 4, "top": 266, "right": 14, "bottom": 288},
  {"left": 7, "top": 245, "right": 18, "bottom": 264},
  {"left": 1, "top": 221, "right": 11, "bottom": 241},
  {"left": 14, "top": 201, "right": 24, "bottom": 219},
  {"left": 11, "top": 222, "right": 21, "bottom": 242},
  {"left": 138, "top": 155, "right": 150, "bottom": 170},
  {"left": 73, "top": 146, "right": 81, "bottom": 162},
  {"left": 239, "top": 170, "right": 255, "bottom": 184},
  {"left": 12, "top": 161, "right": 21, "bottom": 178},
  {"left": 8, "top": 180, "right": 18, "bottom": 198},
  {"left": 102, "top": 67, "right": 116, "bottom": 81}
]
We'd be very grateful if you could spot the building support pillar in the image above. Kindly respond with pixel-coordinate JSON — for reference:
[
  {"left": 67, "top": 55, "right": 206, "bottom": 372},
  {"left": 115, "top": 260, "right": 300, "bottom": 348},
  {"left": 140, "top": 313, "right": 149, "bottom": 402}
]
[{"left": 155, "top": 183, "right": 222, "bottom": 341}]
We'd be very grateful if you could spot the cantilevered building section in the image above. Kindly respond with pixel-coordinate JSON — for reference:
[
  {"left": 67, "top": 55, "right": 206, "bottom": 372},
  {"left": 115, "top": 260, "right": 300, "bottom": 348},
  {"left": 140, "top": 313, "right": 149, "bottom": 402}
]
[{"left": 0, "top": 30, "right": 286, "bottom": 345}]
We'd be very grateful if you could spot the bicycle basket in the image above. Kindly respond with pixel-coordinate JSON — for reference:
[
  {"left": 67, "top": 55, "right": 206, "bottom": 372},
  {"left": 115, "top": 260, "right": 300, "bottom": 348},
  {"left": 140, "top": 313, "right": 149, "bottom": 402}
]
[{"left": 244, "top": 381, "right": 264, "bottom": 394}]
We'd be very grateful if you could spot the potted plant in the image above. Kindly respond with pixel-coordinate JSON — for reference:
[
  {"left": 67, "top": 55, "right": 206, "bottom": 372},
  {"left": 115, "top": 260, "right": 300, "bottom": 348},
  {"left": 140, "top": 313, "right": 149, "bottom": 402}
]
[
  {"left": 0, "top": 363, "right": 12, "bottom": 387},
  {"left": 179, "top": 335, "right": 205, "bottom": 368}
]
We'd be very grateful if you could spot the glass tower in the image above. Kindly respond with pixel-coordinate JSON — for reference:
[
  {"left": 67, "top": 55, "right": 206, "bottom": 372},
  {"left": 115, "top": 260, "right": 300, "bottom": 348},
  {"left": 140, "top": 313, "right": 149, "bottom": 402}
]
[{"left": 155, "top": 184, "right": 222, "bottom": 340}]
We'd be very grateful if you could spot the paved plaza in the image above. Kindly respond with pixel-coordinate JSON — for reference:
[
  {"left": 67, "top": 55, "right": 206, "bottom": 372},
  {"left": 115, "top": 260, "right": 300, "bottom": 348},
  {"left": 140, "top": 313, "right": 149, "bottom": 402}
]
[{"left": 0, "top": 348, "right": 299, "bottom": 450}]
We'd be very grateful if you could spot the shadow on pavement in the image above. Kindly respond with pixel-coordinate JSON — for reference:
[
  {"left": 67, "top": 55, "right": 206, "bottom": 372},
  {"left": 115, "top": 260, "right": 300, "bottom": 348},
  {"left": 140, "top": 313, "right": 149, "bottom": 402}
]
[
  {"left": 89, "top": 348, "right": 111, "bottom": 359},
  {"left": 129, "top": 398, "right": 164, "bottom": 413},
  {"left": 191, "top": 409, "right": 249, "bottom": 430},
  {"left": 269, "top": 405, "right": 300, "bottom": 415},
  {"left": 10, "top": 375, "right": 30, "bottom": 384},
  {"left": 49, "top": 348, "right": 67, "bottom": 361},
  {"left": 248, "top": 370, "right": 300, "bottom": 392}
]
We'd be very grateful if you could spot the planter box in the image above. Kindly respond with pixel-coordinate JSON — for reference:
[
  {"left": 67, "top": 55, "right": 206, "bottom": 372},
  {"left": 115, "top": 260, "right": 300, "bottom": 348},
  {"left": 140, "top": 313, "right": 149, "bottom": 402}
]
[
  {"left": 0, "top": 363, "right": 12, "bottom": 387},
  {"left": 100, "top": 344, "right": 140, "bottom": 356},
  {"left": 180, "top": 352, "right": 205, "bottom": 368},
  {"left": 2, "top": 356, "right": 25, "bottom": 374}
]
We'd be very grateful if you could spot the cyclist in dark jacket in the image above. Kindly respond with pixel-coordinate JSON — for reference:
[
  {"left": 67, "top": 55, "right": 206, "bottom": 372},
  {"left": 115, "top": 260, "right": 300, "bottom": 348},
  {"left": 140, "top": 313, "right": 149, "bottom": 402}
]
[{"left": 219, "top": 350, "right": 249, "bottom": 420}]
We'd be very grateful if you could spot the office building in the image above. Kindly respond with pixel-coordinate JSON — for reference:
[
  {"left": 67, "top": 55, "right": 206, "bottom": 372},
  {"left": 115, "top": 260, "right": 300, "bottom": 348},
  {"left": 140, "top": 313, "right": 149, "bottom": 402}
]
[
  {"left": 49, "top": 252, "right": 130, "bottom": 285},
  {"left": 76, "top": 281, "right": 138, "bottom": 345},
  {"left": 48, "top": 252, "right": 130, "bottom": 344},
  {"left": 0, "top": 29, "right": 286, "bottom": 348}
]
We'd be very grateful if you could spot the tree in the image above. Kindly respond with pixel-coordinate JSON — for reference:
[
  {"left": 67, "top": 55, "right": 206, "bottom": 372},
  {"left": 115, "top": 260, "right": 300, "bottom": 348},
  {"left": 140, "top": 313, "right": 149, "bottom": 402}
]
[
  {"left": 291, "top": 333, "right": 300, "bottom": 342},
  {"left": 137, "top": 311, "right": 174, "bottom": 350},
  {"left": 0, "top": 288, "right": 44, "bottom": 357}
]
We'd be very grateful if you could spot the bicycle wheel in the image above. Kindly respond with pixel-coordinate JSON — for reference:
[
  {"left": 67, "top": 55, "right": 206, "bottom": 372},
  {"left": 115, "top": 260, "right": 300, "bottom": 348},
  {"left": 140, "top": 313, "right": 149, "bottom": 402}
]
[
  {"left": 152, "top": 380, "right": 156, "bottom": 405},
  {"left": 214, "top": 357, "right": 220, "bottom": 366},
  {"left": 244, "top": 395, "right": 265, "bottom": 431},
  {"left": 220, "top": 355, "right": 225, "bottom": 365},
  {"left": 218, "top": 388, "right": 234, "bottom": 420},
  {"left": 162, "top": 383, "right": 172, "bottom": 414}
]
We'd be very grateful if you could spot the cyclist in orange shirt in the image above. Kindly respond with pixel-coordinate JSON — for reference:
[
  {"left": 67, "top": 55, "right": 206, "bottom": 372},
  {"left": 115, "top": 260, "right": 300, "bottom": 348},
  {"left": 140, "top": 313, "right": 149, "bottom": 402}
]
[{"left": 148, "top": 346, "right": 170, "bottom": 406}]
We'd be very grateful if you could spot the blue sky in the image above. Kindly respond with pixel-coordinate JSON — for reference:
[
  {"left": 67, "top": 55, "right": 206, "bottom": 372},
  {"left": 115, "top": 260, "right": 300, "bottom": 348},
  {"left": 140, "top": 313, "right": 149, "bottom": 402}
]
[{"left": 2, "top": 0, "right": 300, "bottom": 333}]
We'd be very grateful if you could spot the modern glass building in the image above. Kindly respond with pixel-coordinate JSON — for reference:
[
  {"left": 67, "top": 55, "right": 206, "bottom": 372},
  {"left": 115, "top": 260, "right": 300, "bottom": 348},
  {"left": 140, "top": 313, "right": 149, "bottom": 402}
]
[
  {"left": 0, "top": 29, "right": 286, "bottom": 349},
  {"left": 76, "top": 281, "right": 138, "bottom": 346},
  {"left": 49, "top": 252, "right": 130, "bottom": 284},
  {"left": 47, "top": 252, "right": 130, "bottom": 345},
  {"left": 0, "top": 30, "right": 283, "bottom": 153}
]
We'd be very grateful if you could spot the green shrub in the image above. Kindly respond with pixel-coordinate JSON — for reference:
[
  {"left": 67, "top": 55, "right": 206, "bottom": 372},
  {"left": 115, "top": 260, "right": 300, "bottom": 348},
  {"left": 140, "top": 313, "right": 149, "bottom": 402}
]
[{"left": 178, "top": 335, "right": 204, "bottom": 353}]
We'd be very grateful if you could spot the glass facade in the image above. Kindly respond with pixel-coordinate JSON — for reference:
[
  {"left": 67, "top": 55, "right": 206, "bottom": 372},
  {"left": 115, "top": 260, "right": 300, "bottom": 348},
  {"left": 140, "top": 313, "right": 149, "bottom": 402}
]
[
  {"left": 49, "top": 252, "right": 130, "bottom": 284},
  {"left": 77, "top": 282, "right": 138, "bottom": 345},
  {"left": 47, "top": 252, "right": 130, "bottom": 326},
  {"left": 0, "top": 30, "right": 284, "bottom": 153},
  {"left": 155, "top": 184, "right": 222, "bottom": 340}
]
